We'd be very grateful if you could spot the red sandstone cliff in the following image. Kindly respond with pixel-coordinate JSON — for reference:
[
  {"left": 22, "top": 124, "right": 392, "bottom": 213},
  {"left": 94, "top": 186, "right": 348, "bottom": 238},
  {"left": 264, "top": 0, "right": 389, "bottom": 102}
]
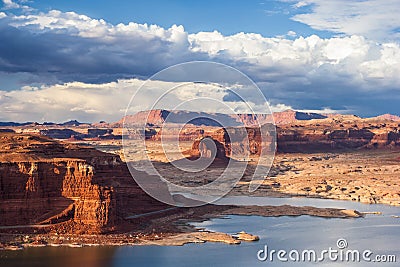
[
  {"left": 116, "top": 109, "right": 327, "bottom": 128},
  {"left": 181, "top": 118, "right": 400, "bottom": 155},
  {"left": 275, "top": 117, "right": 400, "bottom": 152},
  {"left": 0, "top": 133, "right": 169, "bottom": 233}
]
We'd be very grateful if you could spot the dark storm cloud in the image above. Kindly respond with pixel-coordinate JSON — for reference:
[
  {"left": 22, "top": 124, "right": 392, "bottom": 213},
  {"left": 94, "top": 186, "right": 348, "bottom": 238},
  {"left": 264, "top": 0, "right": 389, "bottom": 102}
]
[
  {"left": 0, "top": 9, "right": 399, "bottom": 121},
  {"left": 0, "top": 16, "right": 208, "bottom": 86}
]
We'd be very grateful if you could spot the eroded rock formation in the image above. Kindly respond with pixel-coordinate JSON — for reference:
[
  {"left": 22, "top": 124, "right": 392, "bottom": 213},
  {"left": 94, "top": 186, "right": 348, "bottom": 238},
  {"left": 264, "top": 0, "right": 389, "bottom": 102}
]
[
  {"left": 191, "top": 137, "right": 229, "bottom": 160},
  {"left": 0, "top": 133, "right": 168, "bottom": 232},
  {"left": 189, "top": 125, "right": 276, "bottom": 160},
  {"left": 117, "top": 109, "right": 325, "bottom": 127},
  {"left": 277, "top": 117, "right": 400, "bottom": 152}
]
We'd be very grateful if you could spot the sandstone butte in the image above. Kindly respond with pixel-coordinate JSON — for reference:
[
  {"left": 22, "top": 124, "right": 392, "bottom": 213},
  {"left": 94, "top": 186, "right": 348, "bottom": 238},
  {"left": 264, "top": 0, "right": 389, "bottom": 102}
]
[
  {"left": 144, "top": 113, "right": 400, "bottom": 154},
  {"left": 0, "top": 133, "right": 169, "bottom": 234},
  {"left": 12, "top": 109, "right": 400, "bottom": 152},
  {"left": 116, "top": 109, "right": 325, "bottom": 127},
  {"left": 111, "top": 109, "right": 400, "bottom": 156},
  {"left": 1, "top": 110, "right": 400, "bottom": 235}
]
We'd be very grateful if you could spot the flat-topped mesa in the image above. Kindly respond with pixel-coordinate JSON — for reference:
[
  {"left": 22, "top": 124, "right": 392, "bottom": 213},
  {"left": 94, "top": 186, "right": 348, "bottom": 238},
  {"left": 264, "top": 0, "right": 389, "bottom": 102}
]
[
  {"left": 117, "top": 109, "right": 326, "bottom": 128},
  {"left": 186, "top": 119, "right": 400, "bottom": 155},
  {"left": 276, "top": 117, "right": 400, "bottom": 152},
  {"left": 272, "top": 109, "right": 327, "bottom": 125},
  {"left": 0, "top": 133, "right": 169, "bottom": 233}
]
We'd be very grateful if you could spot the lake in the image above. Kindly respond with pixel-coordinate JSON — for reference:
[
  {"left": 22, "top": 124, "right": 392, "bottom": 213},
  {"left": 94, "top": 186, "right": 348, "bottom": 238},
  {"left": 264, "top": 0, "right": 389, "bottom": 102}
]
[{"left": 1, "top": 197, "right": 399, "bottom": 267}]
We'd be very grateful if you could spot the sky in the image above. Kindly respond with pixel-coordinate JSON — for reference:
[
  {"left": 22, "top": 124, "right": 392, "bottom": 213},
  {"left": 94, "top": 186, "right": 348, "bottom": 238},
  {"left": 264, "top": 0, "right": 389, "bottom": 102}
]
[{"left": 0, "top": 0, "right": 399, "bottom": 122}]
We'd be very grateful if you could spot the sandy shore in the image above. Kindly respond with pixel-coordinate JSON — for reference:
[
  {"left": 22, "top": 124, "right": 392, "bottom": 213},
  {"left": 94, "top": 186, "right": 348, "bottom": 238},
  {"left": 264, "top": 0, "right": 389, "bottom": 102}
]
[
  {"left": 1, "top": 142, "right": 395, "bottom": 250},
  {"left": 233, "top": 150, "right": 400, "bottom": 206},
  {"left": 125, "top": 141, "right": 400, "bottom": 206},
  {"left": 0, "top": 204, "right": 362, "bottom": 250}
]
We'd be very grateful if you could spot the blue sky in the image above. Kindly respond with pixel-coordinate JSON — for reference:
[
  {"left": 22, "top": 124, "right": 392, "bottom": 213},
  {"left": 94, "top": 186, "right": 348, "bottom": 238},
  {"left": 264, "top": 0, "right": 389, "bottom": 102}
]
[
  {"left": 25, "top": 0, "right": 331, "bottom": 37},
  {"left": 0, "top": 0, "right": 399, "bottom": 122}
]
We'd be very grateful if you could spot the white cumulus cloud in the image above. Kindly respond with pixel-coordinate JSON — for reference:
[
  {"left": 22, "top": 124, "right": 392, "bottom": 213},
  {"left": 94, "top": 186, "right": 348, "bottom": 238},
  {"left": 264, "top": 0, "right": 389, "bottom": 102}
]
[
  {"left": 2, "top": 0, "right": 20, "bottom": 9},
  {"left": 0, "top": 7, "right": 399, "bottom": 120},
  {"left": 285, "top": 0, "right": 400, "bottom": 41},
  {"left": 0, "top": 79, "right": 293, "bottom": 123}
]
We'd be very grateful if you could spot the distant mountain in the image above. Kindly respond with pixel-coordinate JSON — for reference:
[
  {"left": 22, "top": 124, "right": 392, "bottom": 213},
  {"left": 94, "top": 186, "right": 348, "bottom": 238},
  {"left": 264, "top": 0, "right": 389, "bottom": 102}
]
[
  {"left": 117, "top": 109, "right": 329, "bottom": 127},
  {"left": 1, "top": 111, "right": 398, "bottom": 128},
  {"left": 272, "top": 110, "right": 327, "bottom": 125},
  {"left": 0, "top": 120, "right": 88, "bottom": 127},
  {"left": 374, "top": 114, "right": 400, "bottom": 121},
  {"left": 59, "top": 120, "right": 87, "bottom": 126},
  {"left": 0, "top": 122, "right": 34, "bottom": 126},
  {"left": 118, "top": 109, "right": 241, "bottom": 127}
]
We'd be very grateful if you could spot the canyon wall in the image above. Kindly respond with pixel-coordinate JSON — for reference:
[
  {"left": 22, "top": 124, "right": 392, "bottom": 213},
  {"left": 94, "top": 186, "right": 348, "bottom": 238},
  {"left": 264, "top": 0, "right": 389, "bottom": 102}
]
[
  {"left": 185, "top": 120, "right": 400, "bottom": 155},
  {"left": 276, "top": 119, "right": 400, "bottom": 152},
  {"left": 0, "top": 133, "right": 168, "bottom": 232},
  {"left": 189, "top": 125, "right": 276, "bottom": 160},
  {"left": 118, "top": 109, "right": 325, "bottom": 128}
]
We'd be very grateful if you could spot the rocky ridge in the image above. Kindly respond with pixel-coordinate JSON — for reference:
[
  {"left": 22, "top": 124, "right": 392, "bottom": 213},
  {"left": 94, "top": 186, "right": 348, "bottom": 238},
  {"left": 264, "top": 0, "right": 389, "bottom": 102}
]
[{"left": 0, "top": 133, "right": 169, "bottom": 233}]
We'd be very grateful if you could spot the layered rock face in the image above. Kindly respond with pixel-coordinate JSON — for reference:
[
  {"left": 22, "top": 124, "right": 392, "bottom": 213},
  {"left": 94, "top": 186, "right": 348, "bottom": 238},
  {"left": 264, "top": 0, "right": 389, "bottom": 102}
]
[
  {"left": 185, "top": 118, "right": 400, "bottom": 155},
  {"left": 191, "top": 137, "right": 229, "bottom": 160},
  {"left": 272, "top": 110, "right": 327, "bottom": 125},
  {"left": 189, "top": 125, "right": 276, "bottom": 160},
  {"left": 0, "top": 133, "right": 168, "bottom": 232},
  {"left": 0, "top": 160, "right": 114, "bottom": 227},
  {"left": 118, "top": 109, "right": 325, "bottom": 127},
  {"left": 277, "top": 117, "right": 400, "bottom": 152}
]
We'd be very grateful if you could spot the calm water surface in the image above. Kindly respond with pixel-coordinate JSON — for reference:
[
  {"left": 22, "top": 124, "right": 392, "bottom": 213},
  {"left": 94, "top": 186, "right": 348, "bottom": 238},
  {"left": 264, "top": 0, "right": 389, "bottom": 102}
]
[{"left": 1, "top": 197, "right": 400, "bottom": 267}]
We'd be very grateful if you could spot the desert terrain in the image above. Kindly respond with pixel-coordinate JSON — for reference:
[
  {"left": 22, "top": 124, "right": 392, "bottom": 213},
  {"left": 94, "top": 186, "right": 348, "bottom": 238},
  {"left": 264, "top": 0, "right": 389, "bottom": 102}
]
[{"left": 0, "top": 109, "right": 399, "bottom": 249}]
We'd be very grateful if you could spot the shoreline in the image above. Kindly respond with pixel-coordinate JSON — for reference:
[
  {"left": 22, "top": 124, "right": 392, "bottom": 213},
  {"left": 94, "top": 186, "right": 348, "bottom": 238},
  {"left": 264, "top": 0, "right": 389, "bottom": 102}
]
[
  {"left": 230, "top": 190, "right": 400, "bottom": 207},
  {"left": 0, "top": 203, "right": 364, "bottom": 250},
  {"left": 229, "top": 151, "right": 400, "bottom": 207}
]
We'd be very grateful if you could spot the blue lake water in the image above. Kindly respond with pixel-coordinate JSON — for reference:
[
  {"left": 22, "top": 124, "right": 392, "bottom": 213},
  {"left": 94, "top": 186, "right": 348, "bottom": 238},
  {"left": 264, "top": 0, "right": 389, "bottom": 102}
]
[{"left": 1, "top": 197, "right": 400, "bottom": 267}]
